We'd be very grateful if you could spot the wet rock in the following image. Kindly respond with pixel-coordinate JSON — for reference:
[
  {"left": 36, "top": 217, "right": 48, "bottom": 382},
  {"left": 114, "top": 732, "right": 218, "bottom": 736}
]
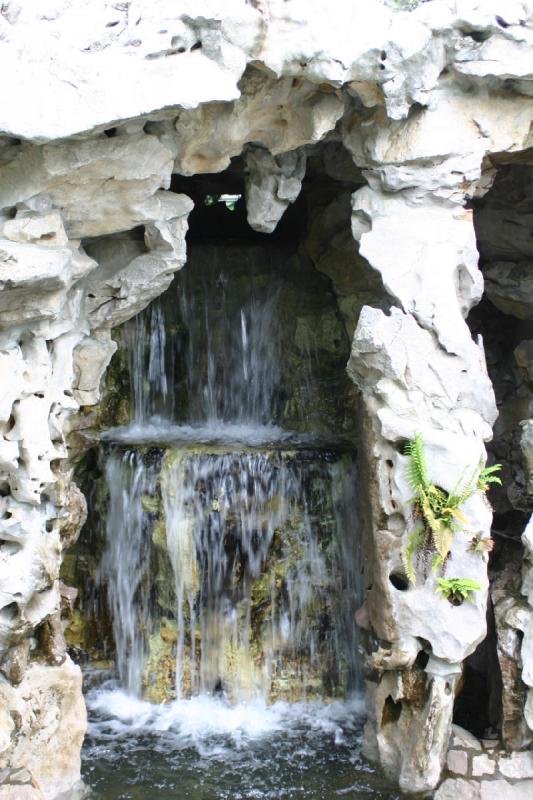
[
  {"left": 484, "top": 262, "right": 533, "bottom": 321},
  {"left": 36, "top": 612, "right": 66, "bottom": 666},
  {"left": 492, "top": 561, "right": 532, "bottom": 750}
]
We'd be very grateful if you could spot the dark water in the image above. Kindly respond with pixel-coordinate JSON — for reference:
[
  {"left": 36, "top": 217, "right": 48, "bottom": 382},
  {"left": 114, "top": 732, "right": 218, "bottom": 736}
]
[{"left": 80, "top": 686, "right": 403, "bottom": 800}]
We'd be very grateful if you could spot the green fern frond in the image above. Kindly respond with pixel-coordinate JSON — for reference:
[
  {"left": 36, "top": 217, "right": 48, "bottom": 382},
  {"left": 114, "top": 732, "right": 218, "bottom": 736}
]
[
  {"left": 477, "top": 464, "right": 502, "bottom": 492},
  {"left": 402, "top": 529, "right": 425, "bottom": 586},
  {"left": 404, "top": 433, "right": 428, "bottom": 491},
  {"left": 436, "top": 577, "right": 481, "bottom": 602},
  {"left": 431, "top": 553, "right": 444, "bottom": 574}
]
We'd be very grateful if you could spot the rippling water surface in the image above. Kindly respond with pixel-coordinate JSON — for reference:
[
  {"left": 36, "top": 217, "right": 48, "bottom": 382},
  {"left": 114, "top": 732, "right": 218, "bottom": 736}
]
[{"left": 80, "top": 685, "right": 404, "bottom": 800}]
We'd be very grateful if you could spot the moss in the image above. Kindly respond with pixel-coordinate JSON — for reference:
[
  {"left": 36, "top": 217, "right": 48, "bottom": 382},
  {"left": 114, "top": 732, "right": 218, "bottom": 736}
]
[
  {"left": 94, "top": 332, "right": 131, "bottom": 430},
  {"left": 141, "top": 494, "right": 161, "bottom": 515},
  {"left": 143, "top": 620, "right": 178, "bottom": 703}
]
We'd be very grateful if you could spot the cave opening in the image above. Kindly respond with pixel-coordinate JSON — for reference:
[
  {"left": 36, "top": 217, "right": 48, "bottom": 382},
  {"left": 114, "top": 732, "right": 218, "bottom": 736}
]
[{"left": 62, "top": 144, "right": 402, "bottom": 798}]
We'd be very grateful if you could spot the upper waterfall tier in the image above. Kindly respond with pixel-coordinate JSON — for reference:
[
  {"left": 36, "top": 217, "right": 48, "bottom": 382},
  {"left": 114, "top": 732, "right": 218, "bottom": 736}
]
[{"left": 112, "top": 239, "right": 357, "bottom": 438}]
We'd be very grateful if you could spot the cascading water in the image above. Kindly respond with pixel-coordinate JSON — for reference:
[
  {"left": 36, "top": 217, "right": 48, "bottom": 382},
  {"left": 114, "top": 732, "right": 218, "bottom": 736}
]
[
  {"left": 77, "top": 234, "right": 402, "bottom": 799},
  {"left": 98, "top": 444, "right": 360, "bottom": 703}
]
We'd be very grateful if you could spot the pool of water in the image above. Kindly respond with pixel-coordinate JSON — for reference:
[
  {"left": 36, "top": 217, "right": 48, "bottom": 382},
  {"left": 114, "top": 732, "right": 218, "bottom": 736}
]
[{"left": 78, "top": 684, "right": 404, "bottom": 800}]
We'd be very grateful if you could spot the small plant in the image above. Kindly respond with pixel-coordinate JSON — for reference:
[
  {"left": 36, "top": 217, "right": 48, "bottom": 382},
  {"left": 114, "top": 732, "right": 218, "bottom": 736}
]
[
  {"left": 436, "top": 577, "right": 481, "bottom": 605},
  {"left": 477, "top": 464, "right": 503, "bottom": 494},
  {"left": 469, "top": 535, "right": 494, "bottom": 555},
  {"left": 402, "top": 433, "right": 501, "bottom": 589}
]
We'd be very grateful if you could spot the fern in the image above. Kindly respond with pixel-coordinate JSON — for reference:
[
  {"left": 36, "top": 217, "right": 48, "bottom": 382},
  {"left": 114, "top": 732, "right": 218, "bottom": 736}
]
[
  {"left": 404, "top": 433, "right": 428, "bottom": 491},
  {"left": 436, "top": 577, "right": 481, "bottom": 603},
  {"left": 402, "top": 529, "right": 425, "bottom": 585},
  {"left": 477, "top": 464, "right": 502, "bottom": 493},
  {"left": 400, "top": 435, "right": 502, "bottom": 595}
]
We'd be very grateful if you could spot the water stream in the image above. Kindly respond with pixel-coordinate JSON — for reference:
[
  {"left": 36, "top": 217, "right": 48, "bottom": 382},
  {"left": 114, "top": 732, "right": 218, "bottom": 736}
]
[{"left": 77, "top": 242, "right": 402, "bottom": 799}]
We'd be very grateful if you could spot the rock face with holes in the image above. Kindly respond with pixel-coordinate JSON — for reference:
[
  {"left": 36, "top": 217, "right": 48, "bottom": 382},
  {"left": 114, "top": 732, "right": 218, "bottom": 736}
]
[{"left": 0, "top": 0, "right": 533, "bottom": 797}]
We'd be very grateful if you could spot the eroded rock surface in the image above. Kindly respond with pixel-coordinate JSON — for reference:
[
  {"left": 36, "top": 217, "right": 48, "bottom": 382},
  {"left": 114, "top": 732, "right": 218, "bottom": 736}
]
[{"left": 0, "top": 0, "right": 533, "bottom": 796}]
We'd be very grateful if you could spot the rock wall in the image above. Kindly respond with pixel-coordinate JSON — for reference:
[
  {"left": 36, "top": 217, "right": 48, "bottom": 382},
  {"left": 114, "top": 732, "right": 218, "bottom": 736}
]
[{"left": 0, "top": 1, "right": 532, "bottom": 796}]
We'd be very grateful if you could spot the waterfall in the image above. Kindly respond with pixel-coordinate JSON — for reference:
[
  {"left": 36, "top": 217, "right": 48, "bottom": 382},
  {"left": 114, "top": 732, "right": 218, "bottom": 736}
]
[
  {"left": 99, "top": 443, "right": 361, "bottom": 701},
  {"left": 161, "top": 448, "right": 361, "bottom": 701},
  {"left": 99, "top": 449, "right": 159, "bottom": 694},
  {"left": 176, "top": 248, "right": 282, "bottom": 425},
  {"left": 98, "top": 240, "right": 362, "bottom": 704},
  {"left": 126, "top": 300, "right": 172, "bottom": 424}
]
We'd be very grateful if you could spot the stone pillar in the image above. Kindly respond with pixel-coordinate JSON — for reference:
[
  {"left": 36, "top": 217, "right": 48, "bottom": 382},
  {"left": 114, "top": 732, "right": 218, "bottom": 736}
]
[{"left": 343, "top": 166, "right": 497, "bottom": 793}]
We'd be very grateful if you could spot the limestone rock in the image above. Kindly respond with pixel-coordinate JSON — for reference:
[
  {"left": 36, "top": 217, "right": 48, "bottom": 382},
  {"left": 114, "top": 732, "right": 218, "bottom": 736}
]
[
  {"left": 0, "top": 657, "right": 86, "bottom": 799},
  {"left": 244, "top": 144, "right": 306, "bottom": 233},
  {"left": 472, "top": 753, "right": 496, "bottom": 776},
  {"left": 435, "top": 777, "right": 481, "bottom": 800},
  {"left": 72, "top": 332, "right": 117, "bottom": 407},
  {"left": 479, "top": 779, "right": 533, "bottom": 800},
  {"left": 171, "top": 70, "right": 344, "bottom": 176},
  {"left": 451, "top": 724, "right": 483, "bottom": 751},
  {"left": 372, "top": 669, "right": 457, "bottom": 794},
  {"left": 526, "top": 688, "right": 533, "bottom": 732},
  {"left": 0, "top": 1, "right": 531, "bottom": 798},
  {"left": 0, "top": 787, "right": 44, "bottom": 800},
  {"left": 499, "top": 750, "right": 533, "bottom": 779},
  {"left": 447, "top": 749, "right": 469, "bottom": 775},
  {"left": 0, "top": 641, "right": 30, "bottom": 686}
]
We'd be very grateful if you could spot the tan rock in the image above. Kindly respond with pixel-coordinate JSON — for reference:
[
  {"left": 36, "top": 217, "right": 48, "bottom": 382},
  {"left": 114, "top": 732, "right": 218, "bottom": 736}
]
[
  {"left": 0, "top": 657, "right": 86, "bottom": 799},
  {"left": 0, "top": 787, "right": 44, "bottom": 800}
]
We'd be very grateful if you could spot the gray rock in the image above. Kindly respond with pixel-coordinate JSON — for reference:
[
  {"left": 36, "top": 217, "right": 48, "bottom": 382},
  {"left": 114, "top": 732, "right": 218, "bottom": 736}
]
[
  {"left": 479, "top": 779, "right": 533, "bottom": 800},
  {"left": 498, "top": 750, "right": 533, "bottom": 780},
  {"left": 435, "top": 777, "right": 481, "bottom": 800},
  {"left": 447, "top": 749, "right": 469, "bottom": 776},
  {"left": 472, "top": 754, "right": 496, "bottom": 777}
]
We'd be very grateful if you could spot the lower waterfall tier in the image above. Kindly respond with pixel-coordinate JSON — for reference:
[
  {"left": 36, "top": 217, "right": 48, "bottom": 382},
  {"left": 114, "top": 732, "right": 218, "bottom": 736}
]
[{"left": 64, "top": 432, "right": 362, "bottom": 705}]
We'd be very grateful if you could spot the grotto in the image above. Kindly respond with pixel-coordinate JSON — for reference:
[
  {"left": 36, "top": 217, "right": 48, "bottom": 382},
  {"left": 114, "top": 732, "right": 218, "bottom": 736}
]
[{"left": 0, "top": 1, "right": 533, "bottom": 799}]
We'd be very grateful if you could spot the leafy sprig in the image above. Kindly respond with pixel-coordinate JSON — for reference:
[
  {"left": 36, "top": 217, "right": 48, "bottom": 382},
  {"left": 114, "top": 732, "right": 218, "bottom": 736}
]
[{"left": 401, "top": 434, "right": 501, "bottom": 595}]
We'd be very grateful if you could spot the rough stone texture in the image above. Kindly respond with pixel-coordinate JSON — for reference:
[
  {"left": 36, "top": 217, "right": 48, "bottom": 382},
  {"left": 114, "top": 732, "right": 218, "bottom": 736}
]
[
  {"left": 472, "top": 754, "right": 496, "bottom": 777},
  {"left": 452, "top": 724, "right": 483, "bottom": 751},
  {"left": 244, "top": 144, "right": 306, "bottom": 233},
  {"left": 435, "top": 777, "right": 480, "bottom": 800},
  {"left": 480, "top": 780, "right": 533, "bottom": 800},
  {"left": 447, "top": 749, "right": 469, "bottom": 776},
  {"left": 0, "top": 0, "right": 532, "bottom": 797},
  {"left": 0, "top": 765, "right": 45, "bottom": 800},
  {"left": 0, "top": 788, "right": 44, "bottom": 800},
  {"left": 442, "top": 730, "right": 533, "bottom": 797},
  {"left": 0, "top": 657, "right": 85, "bottom": 800}
]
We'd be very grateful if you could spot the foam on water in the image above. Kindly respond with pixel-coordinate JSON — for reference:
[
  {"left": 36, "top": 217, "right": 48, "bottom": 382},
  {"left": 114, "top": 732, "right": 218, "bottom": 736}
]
[
  {"left": 87, "top": 684, "right": 366, "bottom": 750},
  {"left": 80, "top": 685, "right": 406, "bottom": 800},
  {"left": 101, "top": 421, "right": 294, "bottom": 448}
]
